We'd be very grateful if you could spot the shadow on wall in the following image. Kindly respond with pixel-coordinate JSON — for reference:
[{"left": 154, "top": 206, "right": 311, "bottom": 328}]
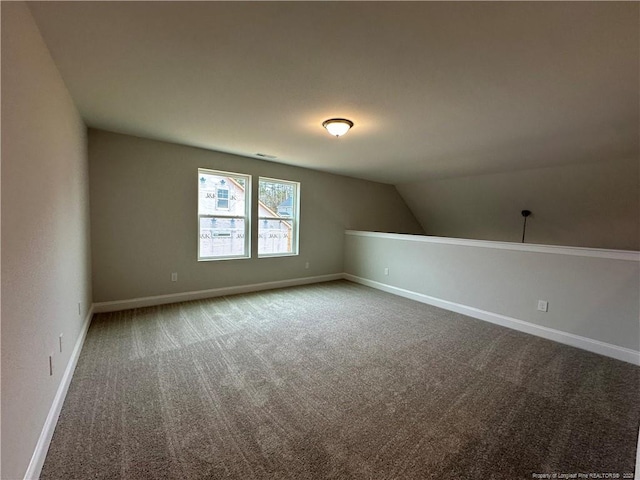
[{"left": 395, "top": 158, "right": 640, "bottom": 252}]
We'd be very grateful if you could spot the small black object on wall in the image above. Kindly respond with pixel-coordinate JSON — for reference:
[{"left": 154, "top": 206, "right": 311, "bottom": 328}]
[{"left": 521, "top": 210, "right": 532, "bottom": 243}]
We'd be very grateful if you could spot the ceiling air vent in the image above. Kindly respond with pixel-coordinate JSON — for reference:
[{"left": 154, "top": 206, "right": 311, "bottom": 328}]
[{"left": 255, "top": 153, "right": 277, "bottom": 159}]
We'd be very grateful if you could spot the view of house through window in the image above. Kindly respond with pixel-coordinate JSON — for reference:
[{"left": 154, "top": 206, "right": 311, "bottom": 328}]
[
  {"left": 198, "top": 170, "right": 300, "bottom": 260},
  {"left": 258, "top": 177, "right": 300, "bottom": 257},
  {"left": 198, "top": 169, "right": 250, "bottom": 260}
]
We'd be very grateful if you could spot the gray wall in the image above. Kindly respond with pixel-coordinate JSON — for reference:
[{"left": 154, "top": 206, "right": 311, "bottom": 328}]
[
  {"left": 89, "top": 130, "right": 423, "bottom": 302},
  {"left": 345, "top": 232, "right": 640, "bottom": 353},
  {"left": 1, "top": 3, "right": 92, "bottom": 479},
  {"left": 397, "top": 158, "right": 640, "bottom": 251}
]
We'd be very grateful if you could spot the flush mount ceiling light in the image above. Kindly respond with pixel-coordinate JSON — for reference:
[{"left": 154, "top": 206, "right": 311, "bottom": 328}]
[{"left": 322, "top": 118, "right": 354, "bottom": 137}]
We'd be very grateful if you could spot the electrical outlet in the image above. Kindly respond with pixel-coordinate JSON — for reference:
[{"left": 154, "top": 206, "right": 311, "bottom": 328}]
[
  {"left": 77, "top": 302, "right": 82, "bottom": 316},
  {"left": 59, "top": 334, "right": 63, "bottom": 353},
  {"left": 384, "top": 267, "right": 389, "bottom": 276},
  {"left": 537, "top": 300, "right": 548, "bottom": 312},
  {"left": 171, "top": 272, "right": 178, "bottom": 282},
  {"left": 305, "top": 262, "right": 309, "bottom": 269}
]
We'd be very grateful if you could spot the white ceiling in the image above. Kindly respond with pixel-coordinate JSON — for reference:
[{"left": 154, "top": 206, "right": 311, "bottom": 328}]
[{"left": 28, "top": 1, "right": 638, "bottom": 184}]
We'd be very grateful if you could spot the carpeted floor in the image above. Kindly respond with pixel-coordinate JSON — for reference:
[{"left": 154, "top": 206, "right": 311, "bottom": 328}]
[{"left": 41, "top": 280, "right": 639, "bottom": 479}]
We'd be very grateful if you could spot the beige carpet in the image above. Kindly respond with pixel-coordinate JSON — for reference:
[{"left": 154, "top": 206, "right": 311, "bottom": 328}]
[{"left": 41, "top": 280, "right": 639, "bottom": 479}]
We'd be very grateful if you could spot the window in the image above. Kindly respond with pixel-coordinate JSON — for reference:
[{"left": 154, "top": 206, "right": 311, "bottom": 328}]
[
  {"left": 216, "top": 185, "right": 229, "bottom": 210},
  {"left": 198, "top": 169, "right": 250, "bottom": 260},
  {"left": 258, "top": 177, "right": 300, "bottom": 257}
]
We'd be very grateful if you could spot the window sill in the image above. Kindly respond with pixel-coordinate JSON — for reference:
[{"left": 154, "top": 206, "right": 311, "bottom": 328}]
[
  {"left": 258, "top": 253, "right": 299, "bottom": 259},
  {"left": 198, "top": 255, "right": 251, "bottom": 262}
]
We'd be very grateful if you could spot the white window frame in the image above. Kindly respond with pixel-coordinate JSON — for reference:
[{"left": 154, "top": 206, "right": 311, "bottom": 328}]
[
  {"left": 198, "top": 168, "right": 251, "bottom": 261},
  {"left": 258, "top": 177, "right": 300, "bottom": 258}
]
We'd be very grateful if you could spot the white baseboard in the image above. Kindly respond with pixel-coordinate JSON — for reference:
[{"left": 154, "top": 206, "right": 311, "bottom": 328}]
[
  {"left": 344, "top": 274, "right": 640, "bottom": 366},
  {"left": 93, "top": 273, "right": 344, "bottom": 313},
  {"left": 636, "top": 427, "right": 640, "bottom": 480},
  {"left": 23, "top": 274, "right": 341, "bottom": 479},
  {"left": 24, "top": 305, "right": 95, "bottom": 480},
  {"left": 22, "top": 273, "right": 639, "bottom": 480}
]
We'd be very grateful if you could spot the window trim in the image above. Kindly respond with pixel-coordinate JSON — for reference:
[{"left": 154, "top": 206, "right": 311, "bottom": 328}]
[
  {"left": 197, "top": 168, "right": 251, "bottom": 261},
  {"left": 258, "top": 176, "right": 300, "bottom": 258}
]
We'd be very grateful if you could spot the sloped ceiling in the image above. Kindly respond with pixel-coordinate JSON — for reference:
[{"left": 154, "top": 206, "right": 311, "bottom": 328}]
[{"left": 28, "top": 1, "right": 638, "bottom": 184}]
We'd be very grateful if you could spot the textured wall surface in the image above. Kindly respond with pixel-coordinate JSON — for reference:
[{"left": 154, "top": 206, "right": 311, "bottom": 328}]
[
  {"left": 345, "top": 231, "right": 640, "bottom": 352},
  {"left": 397, "top": 159, "right": 640, "bottom": 251},
  {"left": 89, "top": 130, "right": 423, "bottom": 302},
  {"left": 1, "top": 3, "right": 92, "bottom": 478}
]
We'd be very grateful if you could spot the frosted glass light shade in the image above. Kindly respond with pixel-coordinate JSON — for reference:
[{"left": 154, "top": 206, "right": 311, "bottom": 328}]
[{"left": 322, "top": 118, "right": 354, "bottom": 137}]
